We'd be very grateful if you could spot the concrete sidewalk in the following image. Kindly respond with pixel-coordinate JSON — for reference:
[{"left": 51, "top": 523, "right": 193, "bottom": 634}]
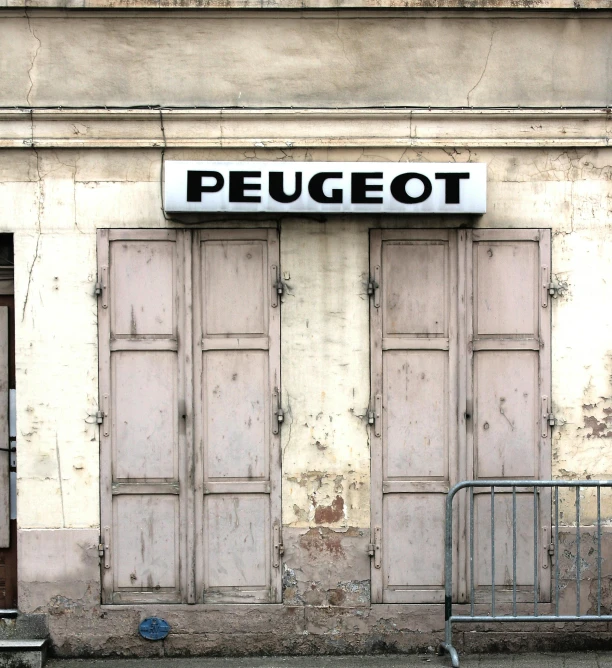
[{"left": 46, "top": 654, "right": 612, "bottom": 668}]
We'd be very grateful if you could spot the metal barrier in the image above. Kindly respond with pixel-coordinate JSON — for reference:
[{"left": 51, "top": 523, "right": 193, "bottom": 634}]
[{"left": 439, "top": 480, "right": 612, "bottom": 667}]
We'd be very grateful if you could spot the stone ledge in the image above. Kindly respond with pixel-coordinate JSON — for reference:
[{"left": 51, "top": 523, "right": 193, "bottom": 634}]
[
  {"left": 0, "top": 0, "right": 611, "bottom": 9},
  {"left": 0, "top": 108, "right": 610, "bottom": 149}
]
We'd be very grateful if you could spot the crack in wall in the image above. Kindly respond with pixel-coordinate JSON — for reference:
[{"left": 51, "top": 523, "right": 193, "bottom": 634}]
[
  {"left": 466, "top": 27, "right": 498, "bottom": 107},
  {"left": 25, "top": 9, "right": 42, "bottom": 107},
  {"left": 22, "top": 111, "right": 42, "bottom": 324}
]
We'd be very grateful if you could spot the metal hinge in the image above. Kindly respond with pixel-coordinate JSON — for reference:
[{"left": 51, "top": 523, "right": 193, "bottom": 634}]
[
  {"left": 96, "top": 265, "right": 108, "bottom": 308},
  {"left": 548, "top": 281, "right": 559, "bottom": 298},
  {"left": 368, "top": 395, "right": 382, "bottom": 438},
  {"left": 273, "top": 524, "right": 284, "bottom": 568},
  {"left": 548, "top": 542, "right": 555, "bottom": 557},
  {"left": 368, "top": 266, "right": 381, "bottom": 308},
  {"left": 541, "top": 396, "right": 555, "bottom": 438},
  {"left": 272, "top": 388, "right": 284, "bottom": 435},
  {"left": 98, "top": 394, "right": 110, "bottom": 437},
  {"left": 368, "top": 527, "right": 382, "bottom": 569},
  {"left": 271, "top": 265, "right": 284, "bottom": 308},
  {"left": 99, "top": 526, "right": 111, "bottom": 570}
]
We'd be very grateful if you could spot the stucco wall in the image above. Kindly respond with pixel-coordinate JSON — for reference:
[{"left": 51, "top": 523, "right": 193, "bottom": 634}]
[
  {"left": 1, "top": 12, "right": 611, "bottom": 108},
  {"left": 3, "top": 145, "right": 611, "bottom": 537}
]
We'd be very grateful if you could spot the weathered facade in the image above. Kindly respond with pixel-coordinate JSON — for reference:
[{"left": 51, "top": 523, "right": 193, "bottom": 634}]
[{"left": 0, "top": 0, "right": 611, "bottom": 658}]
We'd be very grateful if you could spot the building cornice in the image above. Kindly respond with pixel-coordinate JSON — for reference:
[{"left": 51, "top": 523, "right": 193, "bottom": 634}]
[
  {"left": 1, "top": 108, "right": 610, "bottom": 149},
  {"left": 2, "top": 0, "right": 611, "bottom": 9}
]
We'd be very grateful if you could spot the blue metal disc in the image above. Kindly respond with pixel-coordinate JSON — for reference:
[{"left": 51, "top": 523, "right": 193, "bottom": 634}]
[{"left": 139, "top": 617, "right": 170, "bottom": 641}]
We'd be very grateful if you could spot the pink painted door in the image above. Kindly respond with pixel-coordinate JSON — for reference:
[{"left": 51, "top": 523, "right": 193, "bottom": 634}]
[
  {"left": 99, "top": 230, "right": 188, "bottom": 603},
  {"left": 467, "top": 229, "right": 552, "bottom": 604},
  {"left": 370, "top": 228, "right": 552, "bottom": 605},
  {"left": 194, "top": 230, "right": 282, "bottom": 603},
  {"left": 98, "top": 229, "right": 281, "bottom": 605},
  {"left": 370, "top": 229, "right": 459, "bottom": 603}
]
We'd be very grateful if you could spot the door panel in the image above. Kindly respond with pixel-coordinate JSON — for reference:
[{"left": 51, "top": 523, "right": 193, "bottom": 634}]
[
  {"left": 113, "top": 351, "right": 178, "bottom": 481},
  {"left": 474, "top": 241, "right": 538, "bottom": 337},
  {"left": 110, "top": 239, "right": 176, "bottom": 337},
  {"left": 202, "top": 241, "right": 267, "bottom": 336},
  {"left": 383, "top": 350, "right": 447, "bottom": 480},
  {"left": 383, "top": 493, "right": 445, "bottom": 596},
  {"left": 204, "top": 494, "right": 270, "bottom": 602},
  {"left": 468, "top": 229, "right": 552, "bottom": 603},
  {"left": 371, "top": 229, "right": 458, "bottom": 604},
  {"left": 204, "top": 351, "right": 268, "bottom": 480},
  {"left": 474, "top": 493, "right": 536, "bottom": 595},
  {"left": 114, "top": 495, "right": 179, "bottom": 592},
  {"left": 383, "top": 243, "right": 447, "bottom": 336},
  {"left": 474, "top": 351, "right": 538, "bottom": 479},
  {"left": 195, "top": 229, "right": 281, "bottom": 604},
  {"left": 99, "top": 229, "right": 187, "bottom": 604}
]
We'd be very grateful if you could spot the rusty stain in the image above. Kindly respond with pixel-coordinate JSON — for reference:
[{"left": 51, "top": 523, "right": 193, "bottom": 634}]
[
  {"left": 314, "top": 495, "right": 344, "bottom": 524},
  {"left": 300, "top": 527, "right": 345, "bottom": 556}
]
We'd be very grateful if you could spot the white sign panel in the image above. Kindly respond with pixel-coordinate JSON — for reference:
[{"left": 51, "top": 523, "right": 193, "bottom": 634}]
[{"left": 164, "top": 161, "right": 486, "bottom": 214}]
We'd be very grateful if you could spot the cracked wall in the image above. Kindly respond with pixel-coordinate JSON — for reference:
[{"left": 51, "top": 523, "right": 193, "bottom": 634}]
[
  {"left": 1, "top": 13, "right": 612, "bottom": 107},
  {"left": 1, "top": 143, "right": 612, "bottom": 649}
]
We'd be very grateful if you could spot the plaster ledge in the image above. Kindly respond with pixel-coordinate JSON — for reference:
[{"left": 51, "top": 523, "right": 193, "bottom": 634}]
[
  {"left": 1, "top": 0, "right": 611, "bottom": 9},
  {"left": 0, "top": 108, "right": 610, "bottom": 148}
]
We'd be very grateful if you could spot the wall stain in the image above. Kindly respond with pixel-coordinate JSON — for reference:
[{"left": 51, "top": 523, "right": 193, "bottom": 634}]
[{"left": 314, "top": 495, "right": 344, "bottom": 524}]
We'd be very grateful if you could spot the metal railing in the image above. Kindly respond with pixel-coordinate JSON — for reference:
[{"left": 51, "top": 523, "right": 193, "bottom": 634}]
[{"left": 439, "top": 480, "right": 612, "bottom": 667}]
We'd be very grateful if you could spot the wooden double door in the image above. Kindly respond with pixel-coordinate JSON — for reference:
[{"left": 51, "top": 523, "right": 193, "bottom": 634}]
[
  {"left": 98, "top": 229, "right": 282, "bottom": 604},
  {"left": 370, "top": 228, "right": 552, "bottom": 604}
]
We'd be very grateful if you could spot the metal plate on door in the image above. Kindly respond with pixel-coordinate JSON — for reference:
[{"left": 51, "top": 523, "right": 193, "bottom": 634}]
[{"left": 139, "top": 617, "right": 170, "bottom": 641}]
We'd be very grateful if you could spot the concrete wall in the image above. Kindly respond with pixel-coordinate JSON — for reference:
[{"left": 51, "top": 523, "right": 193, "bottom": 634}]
[
  {"left": 1, "top": 12, "right": 611, "bottom": 108},
  {"left": 1, "top": 5, "right": 612, "bottom": 657}
]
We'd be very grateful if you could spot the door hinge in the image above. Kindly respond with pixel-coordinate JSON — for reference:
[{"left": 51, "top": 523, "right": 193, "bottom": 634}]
[
  {"left": 541, "top": 396, "right": 555, "bottom": 438},
  {"left": 368, "top": 265, "right": 381, "bottom": 308},
  {"left": 271, "top": 265, "right": 284, "bottom": 308},
  {"left": 368, "top": 394, "right": 382, "bottom": 438},
  {"left": 368, "top": 526, "right": 382, "bottom": 569},
  {"left": 96, "top": 265, "right": 108, "bottom": 309},
  {"left": 273, "top": 524, "right": 284, "bottom": 568},
  {"left": 99, "top": 526, "right": 111, "bottom": 570},
  {"left": 548, "top": 542, "right": 555, "bottom": 558},
  {"left": 272, "top": 388, "right": 284, "bottom": 435},
  {"left": 99, "top": 393, "right": 110, "bottom": 438}
]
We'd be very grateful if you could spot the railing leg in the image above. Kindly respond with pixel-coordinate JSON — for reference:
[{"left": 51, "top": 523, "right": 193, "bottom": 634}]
[{"left": 439, "top": 641, "right": 460, "bottom": 668}]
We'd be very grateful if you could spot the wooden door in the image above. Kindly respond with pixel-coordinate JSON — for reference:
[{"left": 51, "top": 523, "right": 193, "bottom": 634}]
[
  {"left": 98, "top": 228, "right": 281, "bottom": 605},
  {"left": 194, "top": 229, "right": 282, "bottom": 604},
  {"left": 467, "top": 229, "right": 552, "bottom": 603},
  {"left": 370, "top": 228, "right": 552, "bottom": 605},
  {"left": 0, "top": 292, "right": 16, "bottom": 610},
  {"left": 370, "top": 229, "right": 459, "bottom": 604},
  {"left": 99, "top": 230, "right": 189, "bottom": 604}
]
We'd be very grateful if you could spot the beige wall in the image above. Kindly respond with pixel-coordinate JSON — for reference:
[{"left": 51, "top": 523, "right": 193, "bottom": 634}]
[
  {"left": 1, "top": 12, "right": 611, "bottom": 108},
  {"left": 2, "top": 145, "right": 611, "bottom": 532}
]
